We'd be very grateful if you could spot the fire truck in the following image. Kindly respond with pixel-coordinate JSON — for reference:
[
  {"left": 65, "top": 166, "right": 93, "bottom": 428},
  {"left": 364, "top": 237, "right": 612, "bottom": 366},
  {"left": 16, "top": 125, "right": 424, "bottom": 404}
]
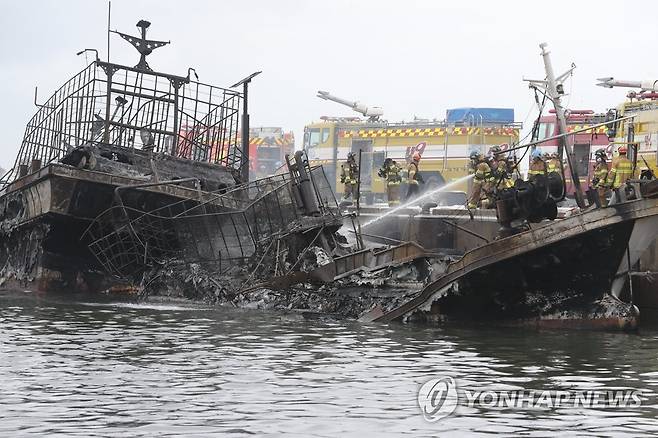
[
  {"left": 304, "top": 91, "right": 521, "bottom": 202},
  {"left": 532, "top": 110, "right": 609, "bottom": 193},
  {"left": 597, "top": 78, "right": 658, "bottom": 176},
  {"left": 248, "top": 127, "right": 294, "bottom": 179}
]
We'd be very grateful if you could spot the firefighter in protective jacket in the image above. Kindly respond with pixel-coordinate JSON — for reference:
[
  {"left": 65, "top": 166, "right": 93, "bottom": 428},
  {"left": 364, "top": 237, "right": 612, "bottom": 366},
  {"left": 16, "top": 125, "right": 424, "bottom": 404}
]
[
  {"left": 547, "top": 152, "right": 561, "bottom": 174},
  {"left": 606, "top": 145, "right": 633, "bottom": 189},
  {"left": 591, "top": 148, "right": 609, "bottom": 205},
  {"left": 490, "top": 146, "right": 513, "bottom": 190},
  {"left": 528, "top": 148, "right": 547, "bottom": 181},
  {"left": 468, "top": 151, "right": 493, "bottom": 209},
  {"left": 405, "top": 152, "right": 422, "bottom": 200},
  {"left": 340, "top": 152, "right": 359, "bottom": 200},
  {"left": 378, "top": 158, "right": 402, "bottom": 206}
]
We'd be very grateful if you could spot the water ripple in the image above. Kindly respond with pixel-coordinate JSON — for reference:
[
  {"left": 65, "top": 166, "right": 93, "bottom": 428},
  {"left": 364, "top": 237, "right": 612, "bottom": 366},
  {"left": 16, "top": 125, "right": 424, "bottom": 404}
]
[{"left": 0, "top": 290, "right": 657, "bottom": 436}]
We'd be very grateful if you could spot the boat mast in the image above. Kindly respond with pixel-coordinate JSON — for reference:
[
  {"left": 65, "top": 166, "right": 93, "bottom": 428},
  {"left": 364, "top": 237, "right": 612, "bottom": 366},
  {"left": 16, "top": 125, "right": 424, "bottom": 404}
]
[{"left": 525, "top": 43, "right": 585, "bottom": 208}]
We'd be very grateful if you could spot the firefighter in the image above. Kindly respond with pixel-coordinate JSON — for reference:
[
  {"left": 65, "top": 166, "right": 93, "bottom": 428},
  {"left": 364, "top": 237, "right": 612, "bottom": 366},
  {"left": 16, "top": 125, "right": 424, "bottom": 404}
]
[
  {"left": 547, "top": 152, "right": 561, "bottom": 174},
  {"left": 606, "top": 145, "right": 633, "bottom": 190},
  {"left": 340, "top": 152, "right": 359, "bottom": 200},
  {"left": 406, "top": 152, "right": 422, "bottom": 200},
  {"left": 528, "top": 148, "right": 547, "bottom": 181},
  {"left": 591, "top": 148, "right": 609, "bottom": 206},
  {"left": 378, "top": 158, "right": 402, "bottom": 206},
  {"left": 467, "top": 151, "right": 493, "bottom": 209},
  {"left": 490, "top": 146, "right": 513, "bottom": 190}
]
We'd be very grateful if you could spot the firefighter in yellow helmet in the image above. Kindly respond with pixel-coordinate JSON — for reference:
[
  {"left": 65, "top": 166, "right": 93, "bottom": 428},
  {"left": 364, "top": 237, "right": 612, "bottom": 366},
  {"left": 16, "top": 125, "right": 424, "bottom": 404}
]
[
  {"left": 528, "top": 148, "right": 547, "bottom": 181},
  {"left": 591, "top": 148, "right": 609, "bottom": 206},
  {"left": 606, "top": 145, "right": 633, "bottom": 190},
  {"left": 378, "top": 158, "right": 402, "bottom": 206},
  {"left": 468, "top": 151, "right": 493, "bottom": 209},
  {"left": 405, "top": 152, "right": 422, "bottom": 200},
  {"left": 340, "top": 152, "right": 359, "bottom": 200}
]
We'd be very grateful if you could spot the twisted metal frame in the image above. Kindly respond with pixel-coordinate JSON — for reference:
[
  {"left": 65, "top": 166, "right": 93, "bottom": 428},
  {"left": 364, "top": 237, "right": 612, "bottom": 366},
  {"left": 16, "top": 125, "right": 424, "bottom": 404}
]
[
  {"left": 4, "top": 60, "right": 243, "bottom": 184},
  {"left": 83, "top": 166, "right": 339, "bottom": 279}
]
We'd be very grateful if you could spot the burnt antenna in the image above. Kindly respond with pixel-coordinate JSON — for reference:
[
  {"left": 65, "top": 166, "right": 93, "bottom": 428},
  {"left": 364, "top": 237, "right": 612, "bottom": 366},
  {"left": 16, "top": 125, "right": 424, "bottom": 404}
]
[{"left": 111, "top": 20, "right": 170, "bottom": 71}]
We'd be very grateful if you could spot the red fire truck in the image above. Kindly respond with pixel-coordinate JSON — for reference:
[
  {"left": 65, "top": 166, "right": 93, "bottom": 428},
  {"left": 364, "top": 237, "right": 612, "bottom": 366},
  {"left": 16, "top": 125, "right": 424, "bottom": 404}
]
[
  {"left": 534, "top": 110, "right": 610, "bottom": 194},
  {"left": 248, "top": 127, "right": 295, "bottom": 179}
]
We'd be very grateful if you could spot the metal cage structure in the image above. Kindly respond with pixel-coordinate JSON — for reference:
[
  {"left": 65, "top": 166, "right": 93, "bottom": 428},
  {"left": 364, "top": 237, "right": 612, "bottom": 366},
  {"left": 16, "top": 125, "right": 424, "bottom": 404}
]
[
  {"left": 83, "top": 165, "right": 341, "bottom": 279},
  {"left": 3, "top": 59, "right": 243, "bottom": 184}
]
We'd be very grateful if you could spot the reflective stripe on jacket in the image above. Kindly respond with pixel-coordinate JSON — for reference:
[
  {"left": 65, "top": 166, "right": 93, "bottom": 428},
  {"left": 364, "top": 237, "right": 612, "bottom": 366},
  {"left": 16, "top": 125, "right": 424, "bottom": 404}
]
[
  {"left": 384, "top": 163, "right": 402, "bottom": 186},
  {"left": 607, "top": 156, "right": 633, "bottom": 189},
  {"left": 473, "top": 161, "right": 492, "bottom": 183},
  {"left": 528, "top": 159, "right": 547, "bottom": 176},
  {"left": 593, "top": 163, "right": 609, "bottom": 188},
  {"left": 547, "top": 159, "right": 561, "bottom": 173}
]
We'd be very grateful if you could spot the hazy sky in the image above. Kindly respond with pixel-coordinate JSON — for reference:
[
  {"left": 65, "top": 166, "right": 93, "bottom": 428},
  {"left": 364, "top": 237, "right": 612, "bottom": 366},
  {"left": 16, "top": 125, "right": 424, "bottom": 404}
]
[{"left": 1, "top": 0, "right": 656, "bottom": 169}]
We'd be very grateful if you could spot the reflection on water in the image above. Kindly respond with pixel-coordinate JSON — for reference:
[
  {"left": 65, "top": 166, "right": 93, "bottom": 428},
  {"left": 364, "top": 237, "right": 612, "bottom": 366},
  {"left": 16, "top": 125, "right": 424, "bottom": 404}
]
[{"left": 1, "top": 289, "right": 658, "bottom": 436}]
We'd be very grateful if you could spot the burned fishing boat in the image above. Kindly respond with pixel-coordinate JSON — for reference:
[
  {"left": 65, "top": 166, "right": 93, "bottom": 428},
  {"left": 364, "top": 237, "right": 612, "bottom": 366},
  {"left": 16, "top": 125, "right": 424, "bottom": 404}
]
[
  {"left": 0, "top": 20, "right": 247, "bottom": 292},
  {"left": 80, "top": 145, "right": 439, "bottom": 318},
  {"left": 0, "top": 17, "right": 434, "bottom": 315}
]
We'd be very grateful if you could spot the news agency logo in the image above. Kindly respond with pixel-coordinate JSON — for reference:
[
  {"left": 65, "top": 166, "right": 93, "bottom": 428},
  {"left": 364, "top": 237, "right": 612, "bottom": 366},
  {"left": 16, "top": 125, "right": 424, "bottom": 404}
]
[
  {"left": 418, "top": 376, "right": 643, "bottom": 422},
  {"left": 417, "top": 377, "right": 459, "bottom": 422}
]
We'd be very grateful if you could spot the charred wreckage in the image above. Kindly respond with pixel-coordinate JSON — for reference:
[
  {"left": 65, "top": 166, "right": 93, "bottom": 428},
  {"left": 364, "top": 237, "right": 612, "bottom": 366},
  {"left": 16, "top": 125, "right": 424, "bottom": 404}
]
[
  {"left": 2, "top": 24, "right": 658, "bottom": 330},
  {"left": 0, "top": 19, "right": 443, "bottom": 319}
]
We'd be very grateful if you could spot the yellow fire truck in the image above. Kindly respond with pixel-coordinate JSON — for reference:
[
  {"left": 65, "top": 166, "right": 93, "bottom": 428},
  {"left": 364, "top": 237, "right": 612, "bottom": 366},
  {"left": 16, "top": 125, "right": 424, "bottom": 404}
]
[
  {"left": 597, "top": 78, "right": 658, "bottom": 174},
  {"left": 304, "top": 92, "right": 521, "bottom": 202}
]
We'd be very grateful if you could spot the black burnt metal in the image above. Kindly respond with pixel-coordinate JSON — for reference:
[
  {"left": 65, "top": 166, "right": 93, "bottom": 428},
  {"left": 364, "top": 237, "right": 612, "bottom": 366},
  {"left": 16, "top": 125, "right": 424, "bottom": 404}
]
[
  {"left": 112, "top": 20, "right": 170, "bottom": 72},
  {"left": 494, "top": 173, "right": 565, "bottom": 237},
  {"left": 231, "top": 71, "right": 262, "bottom": 182},
  {"left": 373, "top": 192, "right": 658, "bottom": 324},
  {"left": 83, "top": 164, "right": 341, "bottom": 279},
  {"left": 2, "top": 20, "right": 245, "bottom": 185},
  {"left": 437, "top": 221, "right": 636, "bottom": 320}
]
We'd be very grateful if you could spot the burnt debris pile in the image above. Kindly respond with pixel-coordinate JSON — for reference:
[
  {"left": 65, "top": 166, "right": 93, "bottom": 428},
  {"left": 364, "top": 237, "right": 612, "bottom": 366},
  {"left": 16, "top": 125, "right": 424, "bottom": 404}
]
[
  {"left": 83, "top": 153, "right": 342, "bottom": 277},
  {"left": 81, "top": 151, "right": 446, "bottom": 318},
  {"left": 0, "top": 18, "right": 444, "bottom": 320}
]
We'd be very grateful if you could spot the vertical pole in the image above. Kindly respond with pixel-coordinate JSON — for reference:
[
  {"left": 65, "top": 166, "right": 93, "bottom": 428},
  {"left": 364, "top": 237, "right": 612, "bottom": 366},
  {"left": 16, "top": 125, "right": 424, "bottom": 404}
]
[
  {"left": 540, "top": 43, "right": 585, "bottom": 208},
  {"left": 356, "top": 149, "right": 364, "bottom": 250},
  {"left": 356, "top": 149, "right": 362, "bottom": 212},
  {"left": 241, "top": 82, "right": 250, "bottom": 183},
  {"left": 628, "top": 123, "right": 637, "bottom": 175},
  {"left": 107, "top": 1, "right": 111, "bottom": 63},
  {"left": 332, "top": 125, "right": 338, "bottom": 192},
  {"left": 103, "top": 70, "right": 113, "bottom": 144},
  {"left": 442, "top": 129, "right": 448, "bottom": 172},
  {"left": 172, "top": 85, "right": 179, "bottom": 157}
]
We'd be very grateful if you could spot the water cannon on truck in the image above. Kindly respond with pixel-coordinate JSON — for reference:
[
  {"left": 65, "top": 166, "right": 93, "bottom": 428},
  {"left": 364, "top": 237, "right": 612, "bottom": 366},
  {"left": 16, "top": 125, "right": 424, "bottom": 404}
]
[
  {"left": 316, "top": 90, "right": 384, "bottom": 122},
  {"left": 596, "top": 78, "right": 658, "bottom": 92}
]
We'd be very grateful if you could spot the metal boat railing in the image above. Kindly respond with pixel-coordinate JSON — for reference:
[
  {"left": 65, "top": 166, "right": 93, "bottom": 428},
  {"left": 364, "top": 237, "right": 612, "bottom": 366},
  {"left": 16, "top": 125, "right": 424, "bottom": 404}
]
[{"left": 3, "top": 60, "right": 244, "bottom": 184}]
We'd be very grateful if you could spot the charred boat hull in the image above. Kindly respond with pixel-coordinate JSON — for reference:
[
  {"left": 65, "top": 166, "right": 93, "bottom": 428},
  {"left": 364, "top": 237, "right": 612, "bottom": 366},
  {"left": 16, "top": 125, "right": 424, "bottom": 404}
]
[
  {"left": 0, "top": 163, "right": 236, "bottom": 293},
  {"left": 437, "top": 220, "right": 635, "bottom": 322},
  {"left": 374, "top": 194, "right": 658, "bottom": 329},
  {"left": 0, "top": 23, "right": 248, "bottom": 293}
]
